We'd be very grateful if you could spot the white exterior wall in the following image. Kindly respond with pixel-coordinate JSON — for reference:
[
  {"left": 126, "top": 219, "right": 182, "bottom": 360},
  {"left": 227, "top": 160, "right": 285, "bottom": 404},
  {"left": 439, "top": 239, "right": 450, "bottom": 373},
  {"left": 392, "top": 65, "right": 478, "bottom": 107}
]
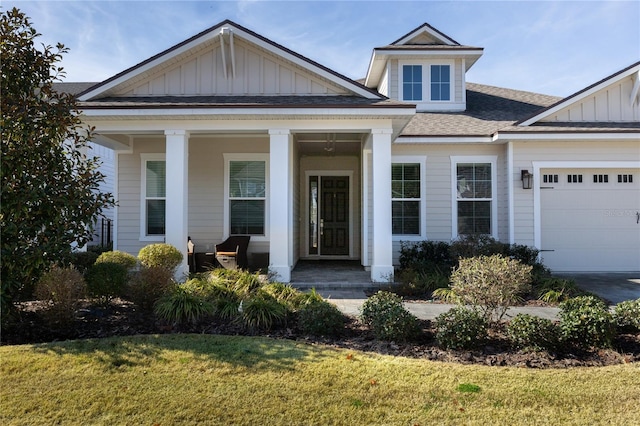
[
  {"left": 89, "top": 142, "right": 115, "bottom": 245},
  {"left": 123, "top": 38, "right": 349, "bottom": 97},
  {"left": 511, "top": 139, "right": 640, "bottom": 247},
  {"left": 390, "top": 143, "right": 507, "bottom": 264},
  {"left": 116, "top": 135, "right": 271, "bottom": 257},
  {"left": 542, "top": 76, "right": 640, "bottom": 122}
]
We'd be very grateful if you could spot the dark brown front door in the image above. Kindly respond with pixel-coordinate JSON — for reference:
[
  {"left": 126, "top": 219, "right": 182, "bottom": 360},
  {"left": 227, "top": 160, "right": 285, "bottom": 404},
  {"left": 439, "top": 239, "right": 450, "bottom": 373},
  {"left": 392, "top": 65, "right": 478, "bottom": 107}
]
[{"left": 320, "top": 176, "right": 349, "bottom": 255}]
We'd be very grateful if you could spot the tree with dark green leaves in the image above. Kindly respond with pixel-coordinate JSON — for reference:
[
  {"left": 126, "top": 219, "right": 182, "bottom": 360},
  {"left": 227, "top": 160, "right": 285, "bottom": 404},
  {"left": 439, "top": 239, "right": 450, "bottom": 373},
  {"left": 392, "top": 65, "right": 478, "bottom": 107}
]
[{"left": 1, "top": 8, "right": 114, "bottom": 324}]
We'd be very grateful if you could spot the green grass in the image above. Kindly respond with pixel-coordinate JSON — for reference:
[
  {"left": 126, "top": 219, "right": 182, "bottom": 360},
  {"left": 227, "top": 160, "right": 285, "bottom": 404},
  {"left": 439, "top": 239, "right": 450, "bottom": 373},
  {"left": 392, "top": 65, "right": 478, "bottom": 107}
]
[{"left": 1, "top": 335, "right": 639, "bottom": 425}]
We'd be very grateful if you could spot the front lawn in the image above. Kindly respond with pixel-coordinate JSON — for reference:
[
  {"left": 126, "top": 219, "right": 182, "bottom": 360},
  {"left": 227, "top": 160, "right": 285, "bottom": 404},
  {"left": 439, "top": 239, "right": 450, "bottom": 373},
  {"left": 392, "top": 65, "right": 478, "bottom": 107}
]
[{"left": 1, "top": 334, "right": 639, "bottom": 425}]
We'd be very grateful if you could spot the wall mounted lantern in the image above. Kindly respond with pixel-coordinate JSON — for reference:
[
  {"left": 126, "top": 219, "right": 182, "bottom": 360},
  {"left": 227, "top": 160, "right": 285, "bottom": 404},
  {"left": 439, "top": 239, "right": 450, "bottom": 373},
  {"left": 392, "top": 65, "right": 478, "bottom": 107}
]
[{"left": 521, "top": 170, "right": 533, "bottom": 189}]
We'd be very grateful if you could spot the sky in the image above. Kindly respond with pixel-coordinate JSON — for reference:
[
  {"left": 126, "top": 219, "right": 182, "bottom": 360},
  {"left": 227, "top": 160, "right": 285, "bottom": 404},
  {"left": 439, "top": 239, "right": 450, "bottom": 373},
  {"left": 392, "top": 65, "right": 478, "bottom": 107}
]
[{"left": 4, "top": 0, "right": 640, "bottom": 97}]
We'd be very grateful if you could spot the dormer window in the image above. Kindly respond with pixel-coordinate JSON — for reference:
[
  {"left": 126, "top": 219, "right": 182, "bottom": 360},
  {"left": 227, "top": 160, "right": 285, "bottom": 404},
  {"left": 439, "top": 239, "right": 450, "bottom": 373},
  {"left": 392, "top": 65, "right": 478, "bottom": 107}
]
[
  {"left": 430, "top": 65, "right": 450, "bottom": 101},
  {"left": 402, "top": 65, "right": 423, "bottom": 101},
  {"left": 399, "top": 60, "right": 455, "bottom": 109}
]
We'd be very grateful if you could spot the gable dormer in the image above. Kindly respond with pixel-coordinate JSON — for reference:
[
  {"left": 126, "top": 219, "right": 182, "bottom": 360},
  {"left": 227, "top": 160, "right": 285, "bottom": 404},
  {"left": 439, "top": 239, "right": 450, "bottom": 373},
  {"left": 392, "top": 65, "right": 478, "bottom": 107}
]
[{"left": 364, "top": 23, "right": 483, "bottom": 112}]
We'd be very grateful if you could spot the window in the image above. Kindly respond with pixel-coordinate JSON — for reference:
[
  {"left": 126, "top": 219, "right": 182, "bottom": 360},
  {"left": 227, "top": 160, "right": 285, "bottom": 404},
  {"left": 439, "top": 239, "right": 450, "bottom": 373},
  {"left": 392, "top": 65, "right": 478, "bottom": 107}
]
[
  {"left": 392, "top": 163, "right": 420, "bottom": 235},
  {"left": 392, "top": 156, "right": 426, "bottom": 240},
  {"left": 430, "top": 65, "right": 450, "bottom": 101},
  {"left": 568, "top": 174, "right": 583, "bottom": 183},
  {"left": 402, "top": 65, "right": 422, "bottom": 101},
  {"left": 224, "top": 154, "right": 268, "bottom": 238},
  {"left": 452, "top": 157, "right": 497, "bottom": 238},
  {"left": 593, "top": 174, "right": 609, "bottom": 183},
  {"left": 618, "top": 174, "right": 633, "bottom": 183},
  {"left": 399, "top": 61, "right": 453, "bottom": 105},
  {"left": 141, "top": 154, "right": 166, "bottom": 240},
  {"left": 543, "top": 174, "right": 558, "bottom": 183}
]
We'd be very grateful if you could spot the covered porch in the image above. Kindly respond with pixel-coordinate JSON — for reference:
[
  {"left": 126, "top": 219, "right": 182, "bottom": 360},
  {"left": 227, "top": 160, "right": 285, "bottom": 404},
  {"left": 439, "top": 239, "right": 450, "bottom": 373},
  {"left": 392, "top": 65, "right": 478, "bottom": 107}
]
[{"left": 91, "top": 119, "right": 406, "bottom": 284}]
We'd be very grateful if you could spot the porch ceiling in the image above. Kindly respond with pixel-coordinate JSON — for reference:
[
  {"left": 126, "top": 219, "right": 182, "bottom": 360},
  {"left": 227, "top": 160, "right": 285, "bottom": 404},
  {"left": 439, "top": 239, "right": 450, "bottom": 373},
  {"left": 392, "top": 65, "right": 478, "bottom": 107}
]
[{"left": 295, "top": 132, "right": 363, "bottom": 155}]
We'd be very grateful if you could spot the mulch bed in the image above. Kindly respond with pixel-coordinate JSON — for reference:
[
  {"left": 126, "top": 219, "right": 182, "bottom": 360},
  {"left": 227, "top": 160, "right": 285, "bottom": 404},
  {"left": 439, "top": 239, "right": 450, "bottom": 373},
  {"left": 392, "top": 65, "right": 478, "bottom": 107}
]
[{"left": 3, "top": 299, "right": 639, "bottom": 369}]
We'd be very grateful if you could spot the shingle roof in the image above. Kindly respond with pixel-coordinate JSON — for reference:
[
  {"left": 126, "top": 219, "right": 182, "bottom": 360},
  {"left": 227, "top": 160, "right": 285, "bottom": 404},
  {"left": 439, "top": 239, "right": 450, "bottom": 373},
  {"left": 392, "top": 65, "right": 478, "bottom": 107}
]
[
  {"left": 52, "top": 82, "right": 97, "bottom": 95},
  {"left": 399, "top": 83, "right": 561, "bottom": 137},
  {"left": 78, "top": 95, "right": 413, "bottom": 109}
]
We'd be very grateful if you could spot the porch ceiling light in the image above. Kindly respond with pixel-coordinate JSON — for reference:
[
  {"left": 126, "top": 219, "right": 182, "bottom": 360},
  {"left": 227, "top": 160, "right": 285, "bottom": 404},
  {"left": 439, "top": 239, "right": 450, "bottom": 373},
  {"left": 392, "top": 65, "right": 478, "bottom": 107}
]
[{"left": 521, "top": 169, "right": 533, "bottom": 189}]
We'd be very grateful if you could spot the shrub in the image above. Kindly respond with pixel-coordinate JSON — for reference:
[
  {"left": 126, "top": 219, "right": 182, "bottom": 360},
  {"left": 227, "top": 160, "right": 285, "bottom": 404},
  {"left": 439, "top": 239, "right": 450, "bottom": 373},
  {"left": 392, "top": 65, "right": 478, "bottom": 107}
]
[
  {"left": 559, "top": 296, "right": 615, "bottom": 349},
  {"left": 34, "top": 266, "right": 87, "bottom": 324},
  {"left": 507, "top": 314, "right": 560, "bottom": 352},
  {"left": 399, "top": 240, "right": 454, "bottom": 273},
  {"left": 396, "top": 268, "right": 450, "bottom": 296},
  {"left": 69, "top": 251, "right": 99, "bottom": 274},
  {"left": 96, "top": 250, "right": 137, "bottom": 270},
  {"left": 535, "top": 277, "right": 581, "bottom": 304},
  {"left": 612, "top": 299, "right": 640, "bottom": 333},
  {"left": 450, "top": 255, "right": 532, "bottom": 322},
  {"left": 435, "top": 307, "right": 488, "bottom": 350},
  {"left": 154, "top": 286, "right": 213, "bottom": 324},
  {"left": 449, "top": 235, "right": 508, "bottom": 260},
  {"left": 240, "top": 293, "right": 287, "bottom": 331},
  {"left": 127, "top": 266, "right": 175, "bottom": 313},
  {"left": 85, "top": 262, "right": 128, "bottom": 304},
  {"left": 138, "top": 244, "right": 183, "bottom": 273},
  {"left": 360, "top": 291, "right": 420, "bottom": 342},
  {"left": 298, "top": 300, "right": 345, "bottom": 337}
]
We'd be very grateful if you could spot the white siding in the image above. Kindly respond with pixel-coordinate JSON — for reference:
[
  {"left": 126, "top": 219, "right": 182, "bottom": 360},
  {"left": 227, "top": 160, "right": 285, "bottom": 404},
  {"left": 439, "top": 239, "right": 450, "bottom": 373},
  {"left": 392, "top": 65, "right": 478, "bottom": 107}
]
[
  {"left": 116, "top": 135, "right": 271, "bottom": 257},
  {"left": 124, "top": 38, "right": 350, "bottom": 97},
  {"left": 543, "top": 75, "right": 640, "bottom": 122},
  {"left": 89, "top": 142, "right": 115, "bottom": 245},
  {"left": 391, "top": 143, "right": 507, "bottom": 264}
]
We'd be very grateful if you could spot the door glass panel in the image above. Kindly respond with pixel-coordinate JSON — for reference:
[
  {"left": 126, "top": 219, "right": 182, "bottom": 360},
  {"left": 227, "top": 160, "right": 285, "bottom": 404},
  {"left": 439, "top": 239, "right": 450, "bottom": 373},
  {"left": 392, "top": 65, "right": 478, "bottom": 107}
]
[{"left": 309, "top": 176, "right": 318, "bottom": 255}]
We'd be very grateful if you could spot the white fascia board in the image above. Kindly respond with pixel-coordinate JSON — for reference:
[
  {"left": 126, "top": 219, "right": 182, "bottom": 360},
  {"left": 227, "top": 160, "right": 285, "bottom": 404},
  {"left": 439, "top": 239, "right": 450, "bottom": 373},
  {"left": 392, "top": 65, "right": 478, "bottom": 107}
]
[
  {"left": 519, "top": 64, "right": 640, "bottom": 126},
  {"left": 81, "top": 107, "right": 414, "bottom": 118},
  {"left": 496, "top": 132, "right": 640, "bottom": 141},
  {"left": 82, "top": 117, "right": 398, "bottom": 133},
  {"left": 395, "top": 136, "right": 493, "bottom": 144},
  {"left": 394, "top": 28, "right": 457, "bottom": 46}
]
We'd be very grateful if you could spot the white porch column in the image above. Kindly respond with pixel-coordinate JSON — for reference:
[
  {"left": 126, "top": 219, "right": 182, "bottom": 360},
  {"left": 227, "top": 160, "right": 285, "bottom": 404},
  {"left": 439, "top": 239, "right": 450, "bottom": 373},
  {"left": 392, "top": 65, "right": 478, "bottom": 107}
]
[
  {"left": 371, "top": 128, "right": 394, "bottom": 282},
  {"left": 268, "top": 129, "right": 293, "bottom": 282},
  {"left": 164, "top": 129, "right": 189, "bottom": 280}
]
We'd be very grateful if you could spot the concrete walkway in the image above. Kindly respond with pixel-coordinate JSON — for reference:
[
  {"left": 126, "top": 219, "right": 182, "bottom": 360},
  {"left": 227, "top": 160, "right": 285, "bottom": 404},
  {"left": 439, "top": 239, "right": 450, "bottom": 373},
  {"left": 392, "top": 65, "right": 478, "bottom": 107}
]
[
  {"left": 291, "top": 261, "right": 639, "bottom": 320},
  {"left": 304, "top": 288, "right": 561, "bottom": 320}
]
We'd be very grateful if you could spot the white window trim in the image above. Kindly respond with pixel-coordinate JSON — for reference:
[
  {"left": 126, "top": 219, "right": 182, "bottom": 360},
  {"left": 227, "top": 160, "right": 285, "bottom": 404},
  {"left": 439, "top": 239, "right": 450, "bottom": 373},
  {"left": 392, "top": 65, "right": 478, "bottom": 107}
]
[
  {"left": 392, "top": 156, "right": 427, "bottom": 241},
  {"left": 140, "top": 153, "right": 166, "bottom": 242},
  {"left": 398, "top": 60, "right": 455, "bottom": 105},
  {"left": 450, "top": 156, "right": 498, "bottom": 240},
  {"left": 223, "top": 153, "right": 269, "bottom": 242}
]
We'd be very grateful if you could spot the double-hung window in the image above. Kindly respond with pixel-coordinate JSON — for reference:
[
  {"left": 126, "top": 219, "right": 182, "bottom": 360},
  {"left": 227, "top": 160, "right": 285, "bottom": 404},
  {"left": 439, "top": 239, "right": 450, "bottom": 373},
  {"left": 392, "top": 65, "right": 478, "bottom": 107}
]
[
  {"left": 392, "top": 156, "right": 426, "bottom": 240},
  {"left": 224, "top": 154, "right": 268, "bottom": 238},
  {"left": 452, "top": 157, "right": 497, "bottom": 238},
  {"left": 141, "top": 154, "right": 166, "bottom": 240}
]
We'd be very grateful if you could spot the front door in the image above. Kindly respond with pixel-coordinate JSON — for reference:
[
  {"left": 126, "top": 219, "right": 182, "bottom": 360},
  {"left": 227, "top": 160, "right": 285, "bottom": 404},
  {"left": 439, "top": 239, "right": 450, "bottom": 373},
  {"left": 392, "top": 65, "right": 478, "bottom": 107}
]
[{"left": 308, "top": 175, "right": 349, "bottom": 256}]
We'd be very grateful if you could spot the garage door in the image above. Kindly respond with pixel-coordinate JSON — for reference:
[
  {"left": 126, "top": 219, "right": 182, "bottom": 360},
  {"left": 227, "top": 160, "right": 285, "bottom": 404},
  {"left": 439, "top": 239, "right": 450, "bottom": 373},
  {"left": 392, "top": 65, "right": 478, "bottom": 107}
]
[{"left": 540, "top": 168, "right": 640, "bottom": 272}]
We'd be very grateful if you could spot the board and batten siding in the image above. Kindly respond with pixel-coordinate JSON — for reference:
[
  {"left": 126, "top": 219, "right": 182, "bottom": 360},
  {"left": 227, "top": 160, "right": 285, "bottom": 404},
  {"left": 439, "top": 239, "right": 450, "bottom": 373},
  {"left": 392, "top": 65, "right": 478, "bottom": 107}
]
[
  {"left": 541, "top": 75, "right": 640, "bottom": 122},
  {"left": 510, "top": 139, "right": 640, "bottom": 247},
  {"left": 116, "top": 135, "right": 270, "bottom": 257},
  {"left": 121, "top": 38, "right": 350, "bottom": 97}
]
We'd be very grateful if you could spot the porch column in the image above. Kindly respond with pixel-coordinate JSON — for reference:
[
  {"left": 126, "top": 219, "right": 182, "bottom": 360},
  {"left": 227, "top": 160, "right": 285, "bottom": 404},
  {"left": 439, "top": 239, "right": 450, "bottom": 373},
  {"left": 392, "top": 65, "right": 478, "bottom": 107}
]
[
  {"left": 164, "top": 129, "right": 189, "bottom": 280},
  {"left": 269, "top": 129, "right": 293, "bottom": 282},
  {"left": 371, "top": 128, "right": 394, "bottom": 282}
]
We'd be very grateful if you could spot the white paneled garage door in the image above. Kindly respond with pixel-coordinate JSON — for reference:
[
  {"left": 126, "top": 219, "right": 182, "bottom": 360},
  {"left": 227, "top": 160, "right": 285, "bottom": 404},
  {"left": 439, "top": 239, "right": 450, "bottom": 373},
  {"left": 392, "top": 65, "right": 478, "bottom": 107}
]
[{"left": 540, "top": 168, "right": 640, "bottom": 272}]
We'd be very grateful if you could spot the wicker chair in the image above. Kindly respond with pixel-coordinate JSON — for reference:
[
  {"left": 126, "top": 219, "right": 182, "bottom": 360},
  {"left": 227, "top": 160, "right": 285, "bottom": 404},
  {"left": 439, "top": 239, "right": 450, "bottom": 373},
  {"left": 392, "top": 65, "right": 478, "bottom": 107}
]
[{"left": 215, "top": 236, "right": 251, "bottom": 270}]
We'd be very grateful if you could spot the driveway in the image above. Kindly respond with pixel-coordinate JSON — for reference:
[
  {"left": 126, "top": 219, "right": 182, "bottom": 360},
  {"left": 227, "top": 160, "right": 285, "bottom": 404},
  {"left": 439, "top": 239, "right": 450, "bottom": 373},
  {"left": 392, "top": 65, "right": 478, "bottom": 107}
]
[{"left": 558, "top": 272, "right": 640, "bottom": 305}]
